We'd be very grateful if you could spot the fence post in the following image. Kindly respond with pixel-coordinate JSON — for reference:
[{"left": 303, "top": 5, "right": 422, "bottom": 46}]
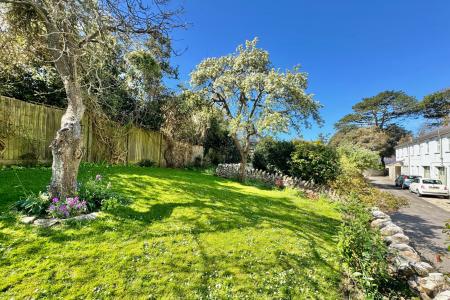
[
  {"left": 158, "top": 133, "right": 162, "bottom": 167},
  {"left": 126, "top": 130, "right": 129, "bottom": 165}
]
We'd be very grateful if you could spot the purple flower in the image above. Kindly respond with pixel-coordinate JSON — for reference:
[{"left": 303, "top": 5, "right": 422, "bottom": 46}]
[
  {"left": 52, "top": 197, "right": 59, "bottom": 203},
  {"left": 95, "top": 174, "right": 102, "bottom": 181},
  {"left": 49, "top": 205, "right": 56, "bottom": 211},
  {"left": 67, "top": 197, "right": 76, "bottom": 207}
]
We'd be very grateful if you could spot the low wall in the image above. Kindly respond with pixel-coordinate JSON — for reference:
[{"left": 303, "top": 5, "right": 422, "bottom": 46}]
[
  {"left": 215, "top": 163, "right": 340, "bottom": 200},
  {"left": 370, "top": 208, "right": 450, "bottom": 299}
]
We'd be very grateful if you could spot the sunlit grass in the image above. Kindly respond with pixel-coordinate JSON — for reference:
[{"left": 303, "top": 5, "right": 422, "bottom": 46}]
[{"left": 0, "top": 165, "right": 342, "bottom": 299}]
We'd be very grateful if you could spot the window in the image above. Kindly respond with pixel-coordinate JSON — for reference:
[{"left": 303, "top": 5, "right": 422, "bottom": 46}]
[
  {"left": 415, "top": 145, "right": 420, "bottom": 156},
  {"left": 437, "top": 167, "right": 447, "bottom": 185},
  {"left": 446, "top": 137, "right": 450, "bottom": 152},
  {"left": 423, "top": 166, "right": 430, "bottom": 178},
  {"left": 423, "top": 179, "right": 442, "bottom": 185}
]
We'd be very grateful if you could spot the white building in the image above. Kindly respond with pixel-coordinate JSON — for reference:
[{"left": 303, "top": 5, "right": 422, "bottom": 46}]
[{"left": 393, "top": 126, "right": 450, "bottom": 187}]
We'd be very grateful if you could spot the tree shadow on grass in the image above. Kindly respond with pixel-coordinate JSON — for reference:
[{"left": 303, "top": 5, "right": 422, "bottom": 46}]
[
  {"left": 41, "top": 169, "right": 341, "bottom": 258},
  {"left": 37, "top": 174, "right": 339, "bottom": 262},
  {"left": 1, "top": 168, "right": 343, "bottom": 298}
]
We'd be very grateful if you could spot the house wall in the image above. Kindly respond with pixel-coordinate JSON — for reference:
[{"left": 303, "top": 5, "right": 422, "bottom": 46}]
[{"left": 395, "top": 134, "right": 450, "bottom": 188}]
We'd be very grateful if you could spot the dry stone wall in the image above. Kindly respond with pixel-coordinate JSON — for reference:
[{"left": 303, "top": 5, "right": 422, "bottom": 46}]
[
  {"left": 370, "top": 208, "right": 450, "bottom": 299},
  {"left": 215, "top": 163, "right": 340, "bottom": 200}
]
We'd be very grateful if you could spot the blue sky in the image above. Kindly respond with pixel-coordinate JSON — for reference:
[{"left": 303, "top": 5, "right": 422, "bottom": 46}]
[{"left": 168, "top": 0, "right": 450, "bottom": 140}]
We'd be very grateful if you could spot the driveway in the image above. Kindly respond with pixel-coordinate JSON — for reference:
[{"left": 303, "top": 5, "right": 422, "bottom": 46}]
[{"left": 369, "top": 176, "right": 450, "bottom": 273}]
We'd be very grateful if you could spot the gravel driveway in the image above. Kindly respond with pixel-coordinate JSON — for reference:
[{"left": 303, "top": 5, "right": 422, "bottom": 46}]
[{"left": 369, "top": 176, "right": 450, "bottom": 273}]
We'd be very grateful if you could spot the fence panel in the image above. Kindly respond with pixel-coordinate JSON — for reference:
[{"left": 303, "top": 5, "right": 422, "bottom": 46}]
[{"left": 0, "top": 96, "right": 202, "bottom": 166}]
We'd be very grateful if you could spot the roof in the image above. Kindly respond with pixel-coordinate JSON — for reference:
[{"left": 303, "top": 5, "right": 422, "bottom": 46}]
[{"left": 396, "top": 125, "right": 450, "bottom": 148}]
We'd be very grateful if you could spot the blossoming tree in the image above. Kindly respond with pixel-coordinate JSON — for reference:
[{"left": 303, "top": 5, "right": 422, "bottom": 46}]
[{"left": 190, "top": 38, "right": 322, "bottom": 180}]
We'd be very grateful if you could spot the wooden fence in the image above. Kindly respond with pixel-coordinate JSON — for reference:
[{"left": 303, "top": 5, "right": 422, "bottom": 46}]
[{"left": 0, "top": 96, "right": 203, "bottom": 166}]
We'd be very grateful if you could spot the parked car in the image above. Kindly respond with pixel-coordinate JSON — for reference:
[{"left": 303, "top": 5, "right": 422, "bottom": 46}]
[
  {"left": 395, "top": 175, "right": 421, "bottom": 189},
  {"left": 409, "top": 178, "right": 449, "bottom": 198}
]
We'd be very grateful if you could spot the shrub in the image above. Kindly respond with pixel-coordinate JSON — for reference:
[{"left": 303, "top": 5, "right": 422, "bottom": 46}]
[
  {"left": 252, "top": 138, "right": 295, "bottom": 174},
  {"left": 337, "top": 144, "right": 380, "bottom": 173},
  {"left": 203, "top": 116, "right": 241, "bottom": 165},
  {"left": 331, "top": 145, "right": 407, "bottom": 212},
  {"left": 338, "top": 198, "right": 389, "bottom": 298},
  {"left": 338, "top": 198, "right": 413, "bottom": 298},
  {"left": 15, "top": 191, "right": 50, "bottom": 216},
  {"left": 193, "top": 156, "right": 202, "bottom": 167},
  {"left": 290, "top": 141, "right": 340, "bottom": 184},
  {"left": 48, "top": 196, "right": 87, "bottom": 218},
  {"left": 136, "top": 159, "right": 155, "bottom": 167},
  {"left": 77, "top": 174, "right": 125, "bottom": 211},
  {"left": 18, "top": 152, "right": 38, "bottom": 167}
]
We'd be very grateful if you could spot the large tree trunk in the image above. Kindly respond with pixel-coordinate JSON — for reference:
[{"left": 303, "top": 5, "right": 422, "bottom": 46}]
[
  {"left": 49, "top": 79, "right": 85, "bottom": 199},
  {"left": 238, "top": 153, "right": 247, "bottom": 182},
  {"left": 163, "top": 134, "right": 176, "bottom": 167},
  {"left": 230, "top": 134, "right": 249, "bottom": 182}
]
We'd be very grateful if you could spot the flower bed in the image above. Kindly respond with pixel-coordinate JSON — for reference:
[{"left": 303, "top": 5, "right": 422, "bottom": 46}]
[
  {"left": 15, "top": 174, "right": 125, "bottom": 224},
  {"left": 48, "top": 196, "right": 87, "bottom": 218}
]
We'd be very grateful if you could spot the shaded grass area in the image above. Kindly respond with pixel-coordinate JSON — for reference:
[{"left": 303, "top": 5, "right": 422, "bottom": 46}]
[{"left": 0, "top": 165, "right": 342, "bottom": 299}]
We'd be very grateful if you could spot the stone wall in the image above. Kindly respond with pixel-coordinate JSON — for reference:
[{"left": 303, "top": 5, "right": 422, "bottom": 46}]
[
  {"left": 370, "top": 208, "right": 450, "bottom": 299},
  {"left": 215, "top": 163, "right": 340, "bottom": 200}
]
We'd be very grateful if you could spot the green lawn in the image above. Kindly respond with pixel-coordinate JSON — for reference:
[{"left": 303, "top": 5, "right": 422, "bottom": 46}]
[{"left": 0, "top": 165, "right": 342, "bottom": 299}]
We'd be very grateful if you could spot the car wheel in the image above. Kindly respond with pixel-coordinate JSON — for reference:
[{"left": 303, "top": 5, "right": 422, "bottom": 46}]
[{"left": 418, "top": 190, "right": 423, "bottom": 197}]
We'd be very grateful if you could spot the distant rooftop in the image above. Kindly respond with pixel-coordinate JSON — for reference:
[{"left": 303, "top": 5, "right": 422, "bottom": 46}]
[{"left": 396, "top": 125, "right": 450, "bottom": 148}]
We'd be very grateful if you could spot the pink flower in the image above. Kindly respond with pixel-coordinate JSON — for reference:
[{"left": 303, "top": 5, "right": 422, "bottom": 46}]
[{"left": 95, "top": 174, "right": 102, "bottom": 181}]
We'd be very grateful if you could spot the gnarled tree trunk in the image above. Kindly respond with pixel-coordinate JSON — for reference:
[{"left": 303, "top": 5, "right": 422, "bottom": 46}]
[
  {"left": 231, "top": 134, "right": 250, "bottom": 182},
  {"left": 48, "top": 79, "right": 85, "bottom": 199},
  {"left": 238, "top": 153, "right": 248, "bottom": 182}
]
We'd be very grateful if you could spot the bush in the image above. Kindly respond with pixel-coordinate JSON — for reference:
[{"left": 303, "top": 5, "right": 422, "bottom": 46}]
[
  {"left": 332, "top": 145, "right": 407, "bottom": 212},
  {"left": 203, "top": 117, "right": 240, "bottom": 165},
  {"left": 252, "top": 138, "right": 295, "bottom": 174},
  {"left": 290, "top": 141, "right": 340, "bottom": 184},
  {"left": 18, "top": 152, "right": 38, "bottom": 167},
  {"left": 77, "top": 174, "right": 125, "bottom": 212},
  {"left": 193, "top": 156, "right": 202, "bottom": 167},
  {"left": 136, "top": 159, "right": 155, "bottom": 167},
  {"left": 338, "top": 199, "right": 413, "bottom": 298},
  {"left": 337, "top": 144, "right": 380, "bottom": 173},
  {"left": 338, "top": 199, "right": 389, "bottom": 298},
  {"left": 15, "top": 191, "right": 50, "bottom": 216}
]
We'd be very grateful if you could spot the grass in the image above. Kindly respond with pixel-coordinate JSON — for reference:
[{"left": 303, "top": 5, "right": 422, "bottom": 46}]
[{"left": 0, "top": 165, "right": 342, "bottom": 299}]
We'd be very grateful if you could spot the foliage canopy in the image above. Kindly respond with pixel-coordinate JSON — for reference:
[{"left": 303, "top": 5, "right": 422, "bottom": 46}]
[{"left": 190, "top": 38, "right": 322, "bottom": 179}]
